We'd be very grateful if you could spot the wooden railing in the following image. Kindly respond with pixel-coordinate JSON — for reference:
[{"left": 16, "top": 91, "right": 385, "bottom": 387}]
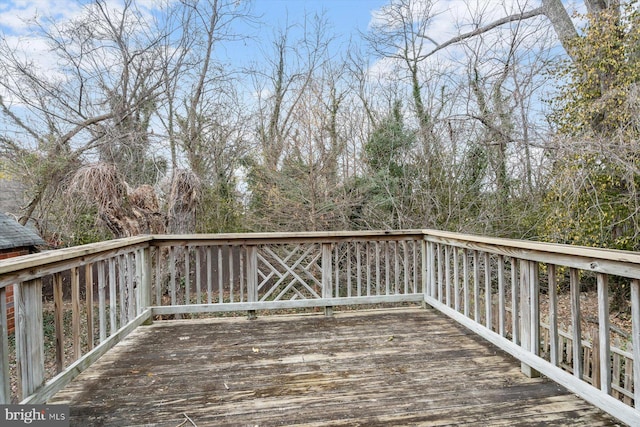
[{"left": 1, "top": 229, "right": 640, "bottom": 425}]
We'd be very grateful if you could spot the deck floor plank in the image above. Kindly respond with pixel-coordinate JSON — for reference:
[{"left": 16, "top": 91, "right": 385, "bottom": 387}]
[{"left": 49, "top": 307, "right": 620, "bottom": 426}]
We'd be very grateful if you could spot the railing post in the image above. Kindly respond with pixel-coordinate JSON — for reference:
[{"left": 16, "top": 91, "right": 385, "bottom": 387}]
[
  {"left": 421, "top": 239, "right": 427, "bottom": 308},
  {"left": 519, "top": 260, "right": 540, "bottom": 378},
  {"left": 322, "top": 243, "right": 333, "bottom": 317},
  {"left": 0, "top": 286, "right": 10, "bottom": 403},
  {"left": 139, "top": 247, "right": 152, "bottom": 323},
  {"left": 16, "top": 279, "right": 45, "bottom": 398},
  {"left": 246, "top": 245, "right": 258, "bottom": 320},
  {"left": 630, "top": 279, "right": 640, "bottom": 407}
]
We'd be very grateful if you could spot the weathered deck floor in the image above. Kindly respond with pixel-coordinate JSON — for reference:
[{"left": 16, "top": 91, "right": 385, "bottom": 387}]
[{"left": 49, "top": 307, "right": 620, "bottom": 426}]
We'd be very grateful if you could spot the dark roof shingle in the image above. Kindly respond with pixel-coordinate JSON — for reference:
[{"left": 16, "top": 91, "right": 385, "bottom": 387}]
[{"left": 0, "top": 212, "right": 45, "bottom": 250}]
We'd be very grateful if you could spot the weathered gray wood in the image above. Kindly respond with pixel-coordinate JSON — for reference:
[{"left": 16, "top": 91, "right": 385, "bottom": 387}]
[
  {"left": 463, "top": 248, "right": 470, "bottom": 317},
  {"left": 154, "top": 247, "right": 161, "bottom": 306},
  {"left": 596, "top": 273, "right": 611, "bottom": 394},
  {"left": 437, "top": 244, "right": 444, "bottom": 302},
  {"left": 218, "top": 246, "right": 223, "bottom": 303},
  {"left": 53, "top": 273, "right": 64, "bottom": 373},
  {"left": 322, "top": 243, "right": 333, "bottom": 316},
  {"left": 631, "top": 279, "right": 640, "bottom": 407},
  {"left": 195, "top": 247, "right": 202, "bottom": 304},
  {"left": 520, "top": 260, "right": 532, "bottom": 375},
  {"left": 207, "top": 247, "right": 213, "bottom": 304},
  {"left": 427, "top": 296, "right": 640, "bottom": 427},
  {"left": 152, "top": 294, "right": 425, "bottom": 315},
  {"left": 71, "top": 267, "right": 81, "bottom": 360},
  {"left": 98, "top": 261, "right": 106, "bottom": 343},
  {"left": 484, "top": 252, "right": 492, "bottom": 330},
  {"left": 108, "top": 258, "right": 117, "bottom": 333},
  {"left": 445, "top": 245, "right": 451, "bottom": 306},
  {"left": 473, "top": 250, "right": 480, "bottom": 322},
  {"left": 184, "top": 246, "right": 190, "bottom": 305},
  {"left": 22, "top": 309, "right": 152, "bottom": 404},
  {"left": 424, "top": 231, "right": 640, "bottom": 281},
  {"left": 85, "top": 264, "right": 94, "bottom": 350},
  {"left": 428, "top": 241, "right": 436, "bottom": 299},
  {"left": 246, "top": 246, "right": 258, "bottom": 303},
  {"left": 0, "top": 287, "right": 10, "bottom": 403},
  {"left": 530, "top": 261, "right": 540, "bottom": 357},
  {"left": 570, "top": 268, "right": 583, "bottom": 379},
  {"left": 452, "top": 247, "right": 459, "bottom": 312},
  {"left": 548, "top": 264, "right": 559, "bottom": 366},
  {"left": 0, "top": 238, "right": 152, "bottom": 288},
  {"left": 170, "top": 247, "right": 176, "bottom": 306},
  {"left": 16, "top": 279, "right": 44, "bottom": 399},
  {"left": 139, "top": 248, "right": 151, "bottom": 313},
  {"left": 497, "top": 255, "right": 505, "bottom": 336},
  {"left": 511, "top": 258, "right": 519, "bottom": 345},
  {"left": 357, "top": 243, "right": 363, "bottom": 297}
]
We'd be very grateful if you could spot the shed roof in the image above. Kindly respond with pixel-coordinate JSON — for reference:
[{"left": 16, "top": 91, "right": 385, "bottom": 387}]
[{"left": 0, "top": 212, "right": 45, "bottom": 250}]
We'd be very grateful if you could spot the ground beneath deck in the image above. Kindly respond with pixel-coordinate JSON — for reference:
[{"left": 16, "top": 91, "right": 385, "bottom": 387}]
[{"left": 49, "top": 307, "right": 620, "bottom": 426}]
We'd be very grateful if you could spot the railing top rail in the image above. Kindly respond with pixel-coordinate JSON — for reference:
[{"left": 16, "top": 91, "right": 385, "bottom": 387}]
[
  {"left": 149, "top": 229, "right": 426, "bottom": 246},
  {"left": 423, "top": 229, "right": 640, "bottom": 266},
  {"left": 0, "top": 235, "right": 153, "bottom": 276}
]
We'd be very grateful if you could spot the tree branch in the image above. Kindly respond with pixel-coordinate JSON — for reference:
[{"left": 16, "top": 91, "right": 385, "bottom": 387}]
[{"left": 420, "top": 7, "right": 544, "bottom": 59}]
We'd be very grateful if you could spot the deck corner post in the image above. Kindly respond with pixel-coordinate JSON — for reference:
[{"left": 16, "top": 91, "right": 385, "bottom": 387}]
[{"left": 16, "top": 278, "right": 45, "bottom": 398}]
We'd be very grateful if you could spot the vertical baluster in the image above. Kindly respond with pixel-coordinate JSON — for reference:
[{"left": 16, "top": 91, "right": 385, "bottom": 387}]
[
  {"left": 375, "top": 241, "right": 381, "bottom": 296},
  {"left": 127, "top": 253, "right": 135, "bottom": 321},
  {"left": 184, "top": 246, "right": 190, "bottom": 306},
  {"left": 484, "top": 253, "right": 492, "bottom": 330},
  {"left": 473, "top": 250, "right": 480, "bottom": 322},
  {"left": 402, "top": 241, "right": 409, "bottom": 294},
  {"left": 169, "top": 247, "right": 176, "bottom": 307},
  {"left": 71, "top": 267, "right": 81, "bottom": 359},
  {"left": 16, "top": 279, "right": 44, "bottom": 399},
  {"left": 357, "top": 242, "right": 363, "bottom": 297},
  {"left": 195, "top": 247, "right": 202, "bottom": 305},
  {"left": 445, "top": 246, "right": 451, "bottom": 307},
  {"left": 631, "top": 279, "right": 640, "bottom": 407},
  {"left": 366, "top": 242, "right": 371, "bottom": 297},
  {"left": 0, "top": 287, "right": 9, "bottom": 403},
  {"left": 335, "top": 243, "right": 340, "bottom": 297},
  {"left": 548, "top": 264, "right": 559, "bottom": 366},
  {"left": 394, "top": 241, "right": 400, "bottom": 295},
  {"left": 229, "top": 246, "right": 235, "bottom": 303},
  {"left": 453, "top": 247, "right": 460, "bottom": 312},
  {"left": 85, "top": 263, "right": 94, "bottom": 350},
  {"left": 218, "top": 246, "right": 223, "bottom": 303},
  {"left": 53, "top": 273, "right": 64, "bottom": 373},
  {"left": 347, "top": 244, "right": 352, "bottom": 298},
  {"left": 463, "top": 248, "right": 470, "bottom": 317},
  {"left": 498, "top": 255, "right": 505, "bottom": 336},
  {"left": 240, "top": 246, "right": 245, "bottom": 303},
  {"left": 385, "top": 241, "right": 390, "bottom": 296},
  {"left": 98, "top": 261, "right": 106, "bottom": 343},
  {"left": 207, "top": 247, "right": 213, "bottom": 304},
  {"left": 597, "top": 273, "right": 611, "bottom": 393},
  {"left": 511, "top": 258, "right": 519, "bottom": 345},
  {"left": 108, "top": 258, "right": 117, "bottom": 334},
  {"left": 570, "top": 268, "right": 582, "bottom": 379},
  {"left": 155, "top": 247, "right": 161, "bottom": 306},
  {"left": 411, "top": 240, "right": 424, "bottom": 294}
]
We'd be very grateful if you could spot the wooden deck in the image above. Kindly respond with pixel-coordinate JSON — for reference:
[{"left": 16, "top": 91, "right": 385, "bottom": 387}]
[{"left": 49, "top": 307, "right": 620, "bottom": 426}]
